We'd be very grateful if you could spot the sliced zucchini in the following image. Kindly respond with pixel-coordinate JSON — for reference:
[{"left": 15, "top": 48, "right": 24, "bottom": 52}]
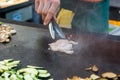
[
  {"left": 0, "top": 76, "right": 4, "bottom": 80},
  {"left": 27, "top": 65, "right": 43, "bottom": 69},
  {"left": 38, "top": 70, "right": 48, "bottom": 74},
  {"left": 0, "top": 21, "right": 3, "bottom": 25},
  {"left": 6, "top": 61, "right": 20, "bottom": 67},
  {"left": 0, "top": 65, "right": 9, "bottom": 72},
  {"left": 0, "top": 61, "right": 5, "bottom": 65},
  {"left": 3, "top": 59, "right": 13, "bottom": 64},
  {"left": 8, "top": 69, "right": 17, "bottom": 74},
  {"left": 17, "top": 68, "right": 38, "bottom": 75},
  {"left": 90, "top": 74, "right": 100, "bottom": 80},
  {"left": 24, "top": 74, "right": 33, "bottom": 80},
  {"left": 38, "top": 73, "right": 51, "bottom": 79},
  {"left": 1, "top": 72, "right": 10, "bottom": 80},
  {"left": 33, "top": 77, "right": 41, "bottom": 80},
  {"left": 10, "top": 74, "right": 18, "bottom": 80},
  {"left": 16, "top": 73, "right": 24, "bottom": 79},
  {"left": 0, "top": 59, "right": 53, "bottom": 80}
]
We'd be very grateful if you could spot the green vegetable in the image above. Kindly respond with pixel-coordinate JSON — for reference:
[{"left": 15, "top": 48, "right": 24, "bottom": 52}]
[
  {"left": 24, "top": 74, "right": 33, "bottom": 80},
  {"left": 17, "top": 68, "right": 38, "bottom": 78},
  {"left": 0, "top": 59, "right": 53, "bottom": 80},
  {"left": 10, "top": 74, "right": 18, "bottom": 80},
  {"left": 6, "top": 61, "right": 20, "bottom": 66},
  {"left": 48, "top": 78, "right": 54, "bottom": 80},
  {"left": 38, "top": 70, "right": 48, "bottom": 74},
  {"left": 1, "top": 72, "right": 10, "bottom": 80},
  {"left": 0, "top": 76, "right": 4, "bottom": 80},
  {"left": 27, "top": 65, "right": 43, "bottom": 69},
  {"left": 38, "top": 73, "right": 51, "bottom": 79},
  {"left": 0, "top": 21, "right": 3, "bottom": 25}
]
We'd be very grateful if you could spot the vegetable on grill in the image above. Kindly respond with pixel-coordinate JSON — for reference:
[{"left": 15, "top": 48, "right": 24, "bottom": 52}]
[
  {"left": 0, "top": 59, "right": 53, "bottom": 80},
  {"left": 101, "top": 72, "right": 117, "bottom": 79}
]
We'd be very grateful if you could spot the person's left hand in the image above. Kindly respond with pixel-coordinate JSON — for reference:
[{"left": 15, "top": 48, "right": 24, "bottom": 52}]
[{"left": 35, "top": 0, "right": 60, "bottom": 25}]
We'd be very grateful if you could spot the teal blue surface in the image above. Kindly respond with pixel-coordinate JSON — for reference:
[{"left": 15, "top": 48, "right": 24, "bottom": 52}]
[{"left": 60, "top": 0, "right": 110, "bottom": 33}]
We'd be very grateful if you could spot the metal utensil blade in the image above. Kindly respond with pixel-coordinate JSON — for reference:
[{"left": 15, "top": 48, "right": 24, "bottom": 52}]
[
  {"left": 49, "top": 22, "right": 55, "bottom": 39},
  {"left": 51, "top": 19, "right": 66, "bottom": 39}
]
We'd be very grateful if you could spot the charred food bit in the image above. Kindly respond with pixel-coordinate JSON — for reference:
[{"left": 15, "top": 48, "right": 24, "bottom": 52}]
[
  {"left": 49, "top": 39, "right": 78, "bottom": 54},
  {"left": 66, "top": 76, "right": 85, "bottom": 80},
  {"left": 85, "top": 67, "right": 92, "bottom": 71},
  {"left": 102, "top": 72, "right": 117, "bottom": 79},
  {"left": 85, "top": 65, "right": 99, "bottom": 72},
  {"left": 0, "top": 24, "right": 16, "bottom": 43},
  {"left": 118, "top": 74, "right": 120, "bottom": 77},
  {"left": 72, "top": 76, "right": 81, "bottom": 80},
  {"left": 92, "top": 65, "right": 99, "bottom": 72},
  {"left": 66, "top": 76, "right": 91, "bottom": 80},
  {"left": 66, "top": 65, "right": 119, "bottom": 80}
]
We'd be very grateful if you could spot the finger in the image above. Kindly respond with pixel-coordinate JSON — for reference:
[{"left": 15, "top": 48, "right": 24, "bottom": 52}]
[
  {"left": 37, "top": 0, "right": 44, "bottom": 14},
  {"left": 44, "top": 7, "right": 59, "bottom": 25},
  {"left": 44, "top": 7, "right": 56, "bottom": 25},
  {"left": 42, "top": 15, "right": 45, "bottom": 21},
  {"left": 42, "top": 0, "right": 52, "bottom": 21},
  {"left": 44, "top": 6, "right": 59, "bottom": 21},
  {"left": 53, "top": 7, "right": 59, "bottom": 21},
  {"left": 44, "top": 0, "right": 60, "bottom": 25},
  {"left": 42, "top": 0, "right": 52, "bottom": 16},
  {"left": 35, "top": 0, "right": 40, "bottom": 12},
  {"left": 53, "top": 16, "right": 57, "bottom": 21}
]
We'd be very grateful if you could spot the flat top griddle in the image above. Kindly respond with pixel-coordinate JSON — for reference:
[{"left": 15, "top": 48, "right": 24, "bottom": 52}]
[{"left": 0, "top": 20, "right": 120, "bottom": 80}]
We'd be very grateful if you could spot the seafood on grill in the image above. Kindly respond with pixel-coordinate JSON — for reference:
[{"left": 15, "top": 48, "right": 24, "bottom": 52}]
[{"left": 48, "top": 39, "right": 78, "bottom": 54}]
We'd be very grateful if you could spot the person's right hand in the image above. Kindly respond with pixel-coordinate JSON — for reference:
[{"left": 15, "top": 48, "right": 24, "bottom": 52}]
[{"left": 35, "top": 0, "right": 60, "bottom": 25}]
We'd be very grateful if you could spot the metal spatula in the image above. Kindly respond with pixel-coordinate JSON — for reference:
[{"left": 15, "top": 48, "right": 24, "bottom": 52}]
[{"left": 49, "top": 18, "right": 66, "bottom": 39}]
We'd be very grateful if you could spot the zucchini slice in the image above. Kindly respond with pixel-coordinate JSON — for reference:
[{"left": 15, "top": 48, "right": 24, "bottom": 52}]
[
  {"left": 38, "top": 73, "right": 51, "bottom": 79},
  {"left": 38, "top": 70, "right": 48, "bottom": 74}
]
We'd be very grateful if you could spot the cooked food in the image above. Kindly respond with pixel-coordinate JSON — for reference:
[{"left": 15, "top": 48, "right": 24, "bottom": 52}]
[
  {"left": 85, "top": 66, "right": 92, "bottom": 71},
  {"left": 66, "top": 76, "right": 90, "bottom": 80},
  {"left": 90, "top": 74, "right": 100, "bottom": 80},
  {"left": 102, "top": 72, "right": 117, "bottom": 79},
  {"left": 118, "top": 74, "right": 120, "bottom": 77},
  {"left": 92, "top": 65, "right": 99, "bottom": 72},
  {"left": 0, "top": 24, "right": 16, "bottom": 43},
  {"left": 48, "top": 39, "right": 78, "bottom": 54},
  {"left": 0, "top": 59, "right": 53, "bottom": 80},
  {"left": 0, "top": 0, "right": 29, "bottom": 8},
  {"left": 66, "top": 74, "right": 100, "bottom": 80},
  {"left": 66, "top": 65, "right": 119, "bottom": 80},
  {"left": 85, "top": 65, "right": 99, "bottom": 72}
]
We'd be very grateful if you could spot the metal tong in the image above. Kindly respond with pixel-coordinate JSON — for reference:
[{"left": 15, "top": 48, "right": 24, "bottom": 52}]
[{"left": 48, "top": 18, "right": 66, "bottom": 39}]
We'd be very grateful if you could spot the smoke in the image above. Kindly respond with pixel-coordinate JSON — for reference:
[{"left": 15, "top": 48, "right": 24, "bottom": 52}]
[{"left": 59, "top": 0, "right": 110, "bottom": 56}]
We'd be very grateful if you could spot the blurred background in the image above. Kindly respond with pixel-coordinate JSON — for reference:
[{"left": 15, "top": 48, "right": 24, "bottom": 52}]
[{"left": 0, "top": 0, "right": 120, "bottom": 35}]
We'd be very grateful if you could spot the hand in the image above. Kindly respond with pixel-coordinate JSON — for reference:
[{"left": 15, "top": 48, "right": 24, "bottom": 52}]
[{"left": 35, "top": 0, "right": 60, "bottom": 25}]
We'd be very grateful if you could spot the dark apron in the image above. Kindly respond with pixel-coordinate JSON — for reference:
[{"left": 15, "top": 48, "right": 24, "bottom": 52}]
[{"left": 60, "top": 0, "right": 109, "bottom": 33}]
